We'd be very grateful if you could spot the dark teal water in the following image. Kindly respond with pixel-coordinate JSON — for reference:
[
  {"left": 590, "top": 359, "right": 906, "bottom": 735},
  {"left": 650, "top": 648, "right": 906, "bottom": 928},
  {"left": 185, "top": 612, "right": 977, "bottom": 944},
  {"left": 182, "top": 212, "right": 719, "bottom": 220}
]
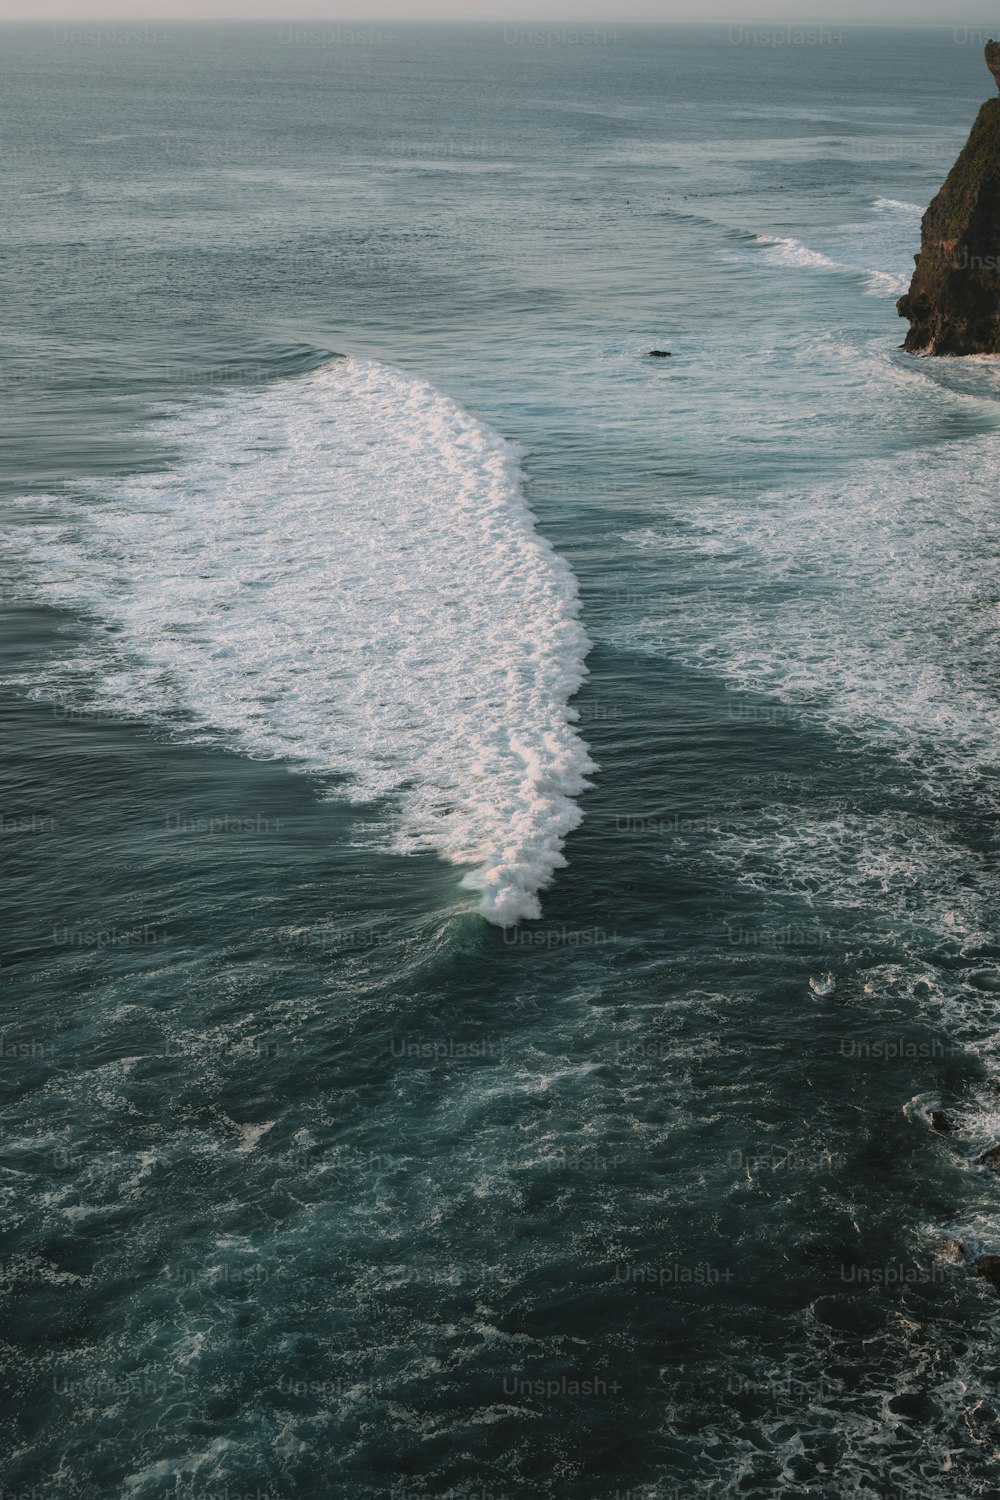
[{"left": 5, "top": 23, "right": 1000, "bottom": 1499}]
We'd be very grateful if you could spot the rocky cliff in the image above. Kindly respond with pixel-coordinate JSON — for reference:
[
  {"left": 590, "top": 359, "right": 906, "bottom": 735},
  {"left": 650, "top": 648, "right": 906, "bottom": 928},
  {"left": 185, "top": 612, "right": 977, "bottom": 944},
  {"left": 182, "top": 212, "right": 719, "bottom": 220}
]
[{"left": 896, "top": 42, "right": 1000, "bottom": 354}]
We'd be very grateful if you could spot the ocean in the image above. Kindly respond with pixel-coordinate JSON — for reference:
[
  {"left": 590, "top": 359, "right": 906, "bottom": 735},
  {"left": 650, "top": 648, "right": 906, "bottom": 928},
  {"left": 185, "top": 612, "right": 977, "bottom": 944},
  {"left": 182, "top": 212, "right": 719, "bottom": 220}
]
[{"left": 4, "top": 21, "right": 1000, "bottom": 1499}]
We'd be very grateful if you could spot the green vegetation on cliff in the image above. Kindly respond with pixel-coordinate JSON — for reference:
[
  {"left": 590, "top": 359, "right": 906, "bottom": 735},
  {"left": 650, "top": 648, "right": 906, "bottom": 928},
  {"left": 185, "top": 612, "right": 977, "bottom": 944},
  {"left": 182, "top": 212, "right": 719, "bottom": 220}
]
[{"left": 897, "top": 44, "right": 1000, "bottom": 353}]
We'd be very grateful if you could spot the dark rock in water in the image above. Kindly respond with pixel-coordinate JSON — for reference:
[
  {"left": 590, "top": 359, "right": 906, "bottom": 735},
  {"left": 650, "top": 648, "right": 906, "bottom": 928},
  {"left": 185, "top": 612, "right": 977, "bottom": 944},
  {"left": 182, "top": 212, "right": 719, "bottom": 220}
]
[
  {"left": 648, "top": 350, "right": 671, "bottom": 358},
  {"left": 978, "top": 1144, "right": 1000, "bottom": 1171},
  {"left": 902, "top": 1091, "right": 950, "bottom": 1131},
  {"left": 939, "top": 1237, "right": 966, "bottom": 1263},
  {"left": 897, "top": 43, "right": 1000, "bottom": 354},
  {"left": 976, "top": 1255, "right": 1000, "bottom": 1287}
]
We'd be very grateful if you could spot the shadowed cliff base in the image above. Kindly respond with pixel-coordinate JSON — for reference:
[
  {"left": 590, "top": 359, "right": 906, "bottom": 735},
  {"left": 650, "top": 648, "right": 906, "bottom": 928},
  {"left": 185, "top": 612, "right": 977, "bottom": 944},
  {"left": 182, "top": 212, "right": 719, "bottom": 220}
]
[{"left": 897, "top": 42, "right": 1000, "bottom": 355}]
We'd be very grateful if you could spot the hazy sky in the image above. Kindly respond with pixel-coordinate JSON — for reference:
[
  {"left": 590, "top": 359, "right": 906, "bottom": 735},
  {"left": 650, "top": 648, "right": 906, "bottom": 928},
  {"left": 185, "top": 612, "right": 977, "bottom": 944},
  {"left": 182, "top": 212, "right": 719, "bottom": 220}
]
[{"left": 8, "top": 1, "right": 1000, "bottom": 23}]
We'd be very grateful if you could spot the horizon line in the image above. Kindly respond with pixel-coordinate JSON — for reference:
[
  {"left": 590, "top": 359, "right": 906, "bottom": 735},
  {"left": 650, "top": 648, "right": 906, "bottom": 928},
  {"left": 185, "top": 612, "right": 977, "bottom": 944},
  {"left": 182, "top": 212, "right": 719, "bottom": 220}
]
[{"left": 3, "top": 15, "right": 999, "bottom": 25}]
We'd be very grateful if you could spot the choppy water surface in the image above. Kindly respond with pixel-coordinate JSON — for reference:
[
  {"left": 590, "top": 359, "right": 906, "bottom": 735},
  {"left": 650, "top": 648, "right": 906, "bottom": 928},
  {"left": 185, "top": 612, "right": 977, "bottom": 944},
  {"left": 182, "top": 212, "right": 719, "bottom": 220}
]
[{"left": 4, "top": 24, "right": 1000, "bottom": 1500}]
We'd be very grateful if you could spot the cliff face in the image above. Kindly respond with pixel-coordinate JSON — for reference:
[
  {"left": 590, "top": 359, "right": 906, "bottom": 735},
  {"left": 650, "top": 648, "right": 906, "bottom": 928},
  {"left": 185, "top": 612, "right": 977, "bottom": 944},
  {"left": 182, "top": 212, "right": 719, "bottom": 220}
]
[{"left": 897, "top": 42, "right": 1000, "bottom": 354}]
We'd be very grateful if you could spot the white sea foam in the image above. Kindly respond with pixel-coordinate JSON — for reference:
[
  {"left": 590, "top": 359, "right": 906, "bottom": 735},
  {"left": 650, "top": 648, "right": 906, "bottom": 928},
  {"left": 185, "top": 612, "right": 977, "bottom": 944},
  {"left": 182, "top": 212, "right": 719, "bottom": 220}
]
[
  {"left": 873, "top": 196, "right": 923, "bottom": 215},
  {"left": 858, "top": 199, "right": 922, "bottom": 294},
  {"left": 8, "top": 357, "right": 595, "bottom": 925},
  {"left": 617, "top": 433, "right": 1000, "bottom": 801},
  {"left": 756, "top": 198, "right": 924, "bottom": 297},
  {"left": 755, "top": 234, "right": 841, "bottom": 270},
  {"left": 863, "top": 268, "right": 911, "bottom": 297},
  {"left": 754, "top": 233, "right": 897, "bottom": 295}
]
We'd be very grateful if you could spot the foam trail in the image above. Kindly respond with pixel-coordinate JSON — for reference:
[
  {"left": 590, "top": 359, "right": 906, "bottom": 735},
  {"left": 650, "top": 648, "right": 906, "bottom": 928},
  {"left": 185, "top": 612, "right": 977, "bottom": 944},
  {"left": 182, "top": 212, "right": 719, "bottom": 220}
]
[
  {"left": 9, "top": 358, "right": 595, "bottom": 925},
  {"left": 755, "top": 234, "right": 840, "bottom": 270},
  {"left": 873, "top": 197, "right": 923, "bottom": 215},
  {"left": 618, "top": 433, "right": 1000, "bottom": 801},
  {"left": 756, "top": 200, "right": 925, "bottom": 296}
]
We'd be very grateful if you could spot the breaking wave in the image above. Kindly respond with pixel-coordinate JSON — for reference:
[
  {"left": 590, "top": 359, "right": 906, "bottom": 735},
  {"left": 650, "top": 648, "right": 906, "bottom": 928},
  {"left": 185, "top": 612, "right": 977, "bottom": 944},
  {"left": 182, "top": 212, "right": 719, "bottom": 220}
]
[{"left": 8, "top": 357, "right": 595, "bottom": 925}]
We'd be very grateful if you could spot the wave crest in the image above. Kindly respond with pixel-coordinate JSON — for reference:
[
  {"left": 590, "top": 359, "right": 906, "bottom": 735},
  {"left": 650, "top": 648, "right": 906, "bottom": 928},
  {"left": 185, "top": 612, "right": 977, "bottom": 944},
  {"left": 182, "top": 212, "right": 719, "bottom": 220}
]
[{"left": 9, "top": 357, "right": 595, "bottom": 925}]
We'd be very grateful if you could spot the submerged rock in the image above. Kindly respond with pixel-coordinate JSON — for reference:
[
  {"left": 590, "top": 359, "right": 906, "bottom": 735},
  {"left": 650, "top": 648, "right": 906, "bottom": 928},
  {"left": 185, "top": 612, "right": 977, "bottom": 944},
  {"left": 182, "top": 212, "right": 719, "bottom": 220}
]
[
  {"left": 902, "top": 1092, "right": 957, "bottom": 1134},
  {"left": 897, "top": 43, "right": 1000, "bottom": 354},
  {"left": 648, "top": 350, "right": 671, "bottom": 357},
  {"left": 978, "top": 1144, "right": 1000, "bottom": 1171},
  {"left": 975, "top": 1255, "right": 1000, "bottom": 1288}
]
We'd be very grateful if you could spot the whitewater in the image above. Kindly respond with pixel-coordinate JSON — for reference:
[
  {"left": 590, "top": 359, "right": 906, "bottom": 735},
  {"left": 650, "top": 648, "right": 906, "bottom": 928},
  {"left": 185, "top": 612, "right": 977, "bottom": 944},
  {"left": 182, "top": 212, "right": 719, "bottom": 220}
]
[{"left": 8, "top": 357, "right": 595, "bottom": 925}]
